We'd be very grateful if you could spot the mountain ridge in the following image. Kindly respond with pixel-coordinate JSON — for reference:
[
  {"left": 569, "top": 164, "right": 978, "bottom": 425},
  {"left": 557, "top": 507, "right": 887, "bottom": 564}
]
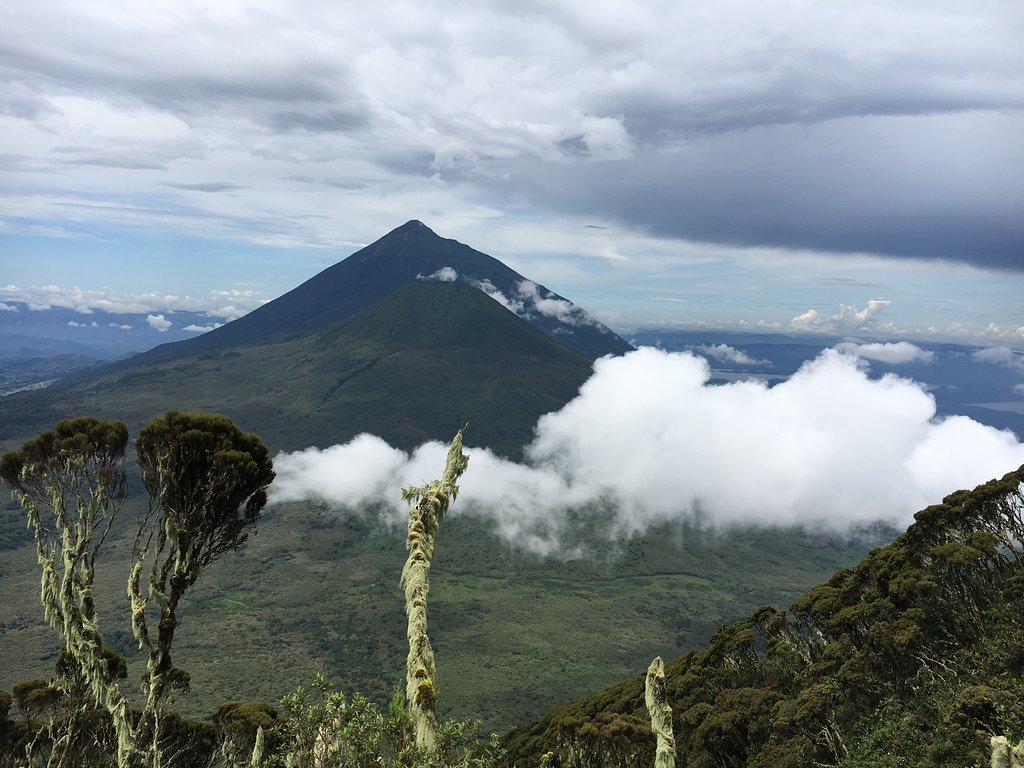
[
  {"left": 98, "top": 220, "right": 631, "bottom": 374},
  {"left": 0, "top": 280, "right": 595, "bottom": 457}
]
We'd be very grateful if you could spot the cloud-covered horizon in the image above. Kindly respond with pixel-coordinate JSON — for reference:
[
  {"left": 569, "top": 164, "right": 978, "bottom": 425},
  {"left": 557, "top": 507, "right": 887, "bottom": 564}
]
[
  {"left": 272, "top": 347, "right": 1024, "bottom": 553},
  {"left": 0, "top": 284, "right": 266, "bottom": 319}
]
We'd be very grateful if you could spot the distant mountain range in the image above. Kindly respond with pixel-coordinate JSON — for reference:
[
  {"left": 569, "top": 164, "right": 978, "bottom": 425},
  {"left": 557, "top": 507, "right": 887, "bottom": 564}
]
[{"left": 0, "top": 222, "right": 631, "bottom": 455}]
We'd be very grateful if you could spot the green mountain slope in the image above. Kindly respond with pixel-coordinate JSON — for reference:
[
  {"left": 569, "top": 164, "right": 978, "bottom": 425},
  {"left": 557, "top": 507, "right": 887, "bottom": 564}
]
[
  {"left": 504, "top": 464, "right": 1024, "bottom": 768},
  {"left": 0, "top": 282, "right": 594, "bottom": 457}
]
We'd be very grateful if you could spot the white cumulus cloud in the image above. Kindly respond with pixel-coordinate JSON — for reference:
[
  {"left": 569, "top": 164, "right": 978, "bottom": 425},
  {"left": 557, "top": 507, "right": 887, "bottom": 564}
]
[
  {"left": 147, "top": 313, "right": 172, "bottom": 332},
  {"left": 792, "top": 299, "right": 892, "bottom": 334},
  {"left": 272, "top": 347, "right": 1024, "bottom": 553},
  {"left": 972, "top": 346, "right": 1024, "bottom": 371}
]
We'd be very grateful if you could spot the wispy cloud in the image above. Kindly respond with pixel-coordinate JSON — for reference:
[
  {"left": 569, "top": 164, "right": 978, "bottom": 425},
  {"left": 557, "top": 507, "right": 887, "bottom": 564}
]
[
  {"left": 693, "top": 344, "right": 769, "bottom": 367},
  {"left": 417, "top": 266, "right": 459, "bottom": 282},
  {"left": 516, "top": 280, "right": 598, "bottom": 328},
  {"left": 0, "top": 284, "right": 266, "bottom": 319},
  {"left": 834, "top": 341, "right": 935, "bottom": 365},
  {"left": 183, "top": 322, "right": 223, "bottom": 333}
]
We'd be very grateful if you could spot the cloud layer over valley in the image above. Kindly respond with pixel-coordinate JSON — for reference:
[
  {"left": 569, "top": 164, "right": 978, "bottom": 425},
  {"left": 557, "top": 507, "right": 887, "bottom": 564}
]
[{"left": 273, "top": 347, "right": 1024, "bottom": 552}]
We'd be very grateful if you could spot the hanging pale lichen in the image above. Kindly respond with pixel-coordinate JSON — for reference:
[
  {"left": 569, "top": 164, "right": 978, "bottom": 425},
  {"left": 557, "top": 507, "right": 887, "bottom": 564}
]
[
  {"left": 0, "top": 418, "right": 136, "bottom": 768},
  {"left": 399, "top": 429, "right": 469, "bottom": 754},
  {"left": 644, "top": 657, "right": 676, "bottom": 768},
  {"left": 991, "top": 736, "right": 1024, "bottom": 768},
  {"left": 249, "top": 725, "right": 265, "bottom": 768}
]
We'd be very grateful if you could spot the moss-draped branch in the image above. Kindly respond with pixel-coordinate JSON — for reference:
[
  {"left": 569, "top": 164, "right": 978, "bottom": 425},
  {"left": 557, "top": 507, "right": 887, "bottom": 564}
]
[{"left": 399, "top": 429, "right": 469, "bottom": 754}]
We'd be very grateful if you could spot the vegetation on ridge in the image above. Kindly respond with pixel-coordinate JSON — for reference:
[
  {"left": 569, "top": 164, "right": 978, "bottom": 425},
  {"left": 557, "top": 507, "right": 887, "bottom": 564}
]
[{"left": 503, "top": 464, "right": 1024, "bottom": 768}]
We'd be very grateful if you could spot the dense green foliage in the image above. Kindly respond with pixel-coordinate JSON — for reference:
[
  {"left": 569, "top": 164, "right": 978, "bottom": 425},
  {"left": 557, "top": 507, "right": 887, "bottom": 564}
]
[
  {"left": 0, "top": 503, "right": 880, "bottom": 734},
  {"left": 504, "top": 465, "right": 1024, "bottom": 768},
  {"left": 131, "top": 411, "right": 276, "bottom": 763},
  {"left": 0, "top": 417, "right": 134, "bottom": 767},
  {"left": 0, "top": 430, "right": 500, "bottom": 768}
]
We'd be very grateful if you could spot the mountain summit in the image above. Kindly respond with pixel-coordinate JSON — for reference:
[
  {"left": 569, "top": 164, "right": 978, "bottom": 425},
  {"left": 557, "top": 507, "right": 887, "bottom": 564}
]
[
  {"left": 124, "top": 221, "right": 632, "bottom": 368},
  {"left": 2, "top": 223, "right": 627, "bottom": 454}
]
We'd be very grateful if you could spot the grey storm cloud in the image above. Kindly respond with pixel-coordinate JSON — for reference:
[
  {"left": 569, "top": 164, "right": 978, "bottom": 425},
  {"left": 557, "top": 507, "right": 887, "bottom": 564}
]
[
  {"left": 57, "top": 156, "right": 167, "bottom": 171},
  {"left": 2, "top": 0, "right": 1023, "bottom": 273},
  {"left": 269, "top": 108, "right": 369, "bottom": 134},
  {"left": 501, "top": 112, "right": 1024, "bottom": 270}
]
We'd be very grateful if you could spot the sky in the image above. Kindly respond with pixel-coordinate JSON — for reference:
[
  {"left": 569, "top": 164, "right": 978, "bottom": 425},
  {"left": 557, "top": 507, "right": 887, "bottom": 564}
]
[{"left": 2, "top": 0, "right": 1023, "bottom": 342}]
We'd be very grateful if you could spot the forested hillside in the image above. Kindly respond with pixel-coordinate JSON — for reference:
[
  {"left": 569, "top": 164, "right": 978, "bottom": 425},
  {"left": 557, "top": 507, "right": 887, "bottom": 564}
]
[{"left": 505, "top": 464, "right": 1024, "bottom": 768}]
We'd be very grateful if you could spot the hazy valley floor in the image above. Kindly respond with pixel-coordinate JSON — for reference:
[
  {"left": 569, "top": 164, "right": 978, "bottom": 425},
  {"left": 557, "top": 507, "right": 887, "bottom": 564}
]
[{"left": 0, "top": 493, "right": 880, "bottom": 732}]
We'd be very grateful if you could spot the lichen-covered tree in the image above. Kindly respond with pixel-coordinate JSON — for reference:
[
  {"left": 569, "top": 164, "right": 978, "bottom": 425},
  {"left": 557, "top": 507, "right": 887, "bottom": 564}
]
[
  {"left": 399, "top": 429, "right": 469, "bottom": 754},
  {"left": 644, "top": 657, "right": 675, "bottom": 768},
  {"left": 0, "top": 417, "right": 135, "bottom": 767},
  {"left": 131, "top": 411, "right": 274, "bottom": 766}
]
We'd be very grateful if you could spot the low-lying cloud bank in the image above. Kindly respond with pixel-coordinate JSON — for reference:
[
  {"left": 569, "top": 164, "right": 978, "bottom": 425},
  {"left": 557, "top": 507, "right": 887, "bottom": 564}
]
[{"left": 272, "top": 348, "right": 1024, "bottom": 552}]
